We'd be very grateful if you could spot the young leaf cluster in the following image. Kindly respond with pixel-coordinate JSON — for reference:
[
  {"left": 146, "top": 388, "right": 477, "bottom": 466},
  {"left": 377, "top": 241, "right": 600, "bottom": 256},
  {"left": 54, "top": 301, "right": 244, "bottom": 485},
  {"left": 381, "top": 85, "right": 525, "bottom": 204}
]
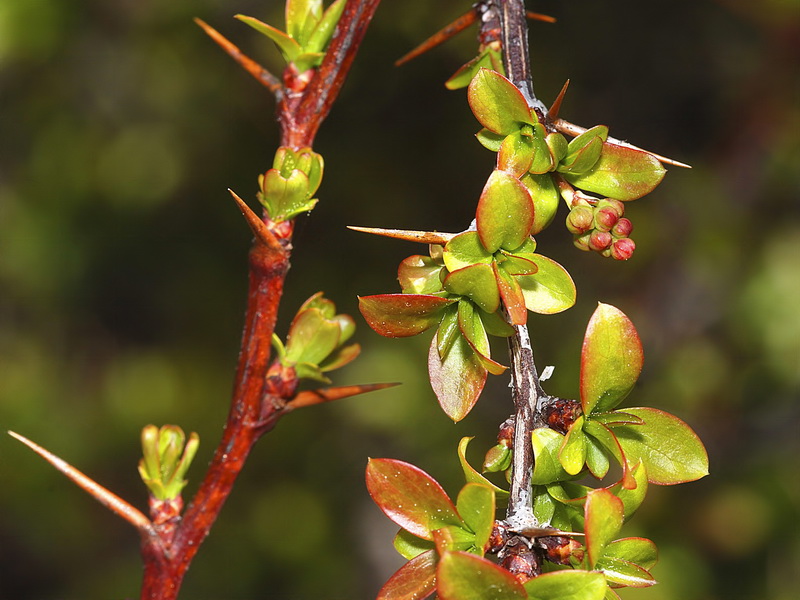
[{"left": 258, "top": 146, "right": 324, "bottom": 223}]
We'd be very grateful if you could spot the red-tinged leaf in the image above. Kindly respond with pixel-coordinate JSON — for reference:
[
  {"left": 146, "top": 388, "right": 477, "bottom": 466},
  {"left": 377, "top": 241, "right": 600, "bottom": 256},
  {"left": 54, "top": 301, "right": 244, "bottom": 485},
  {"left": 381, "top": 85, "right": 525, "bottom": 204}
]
[
  {"left": 433, "top": 525, "right": 478, "bottom": 554},
  {"left": 444, "top": 264, "right": 501, "bottom": 314},
  {"left": 517, "top": 254, "right": 576, "bottom": 314},
  {"left": 606, "top": 460, "right": 648, "bottom": 518},
  {"left": 494, "top": 263, "right": 527, "bottom": 325},
  {"left": 612, "top": 407, "right": 709, "bottom": 485},
  {"left": 580, "top": 303, "right": 643, "bottom": 416},
  {"left": 399, "top": 255, "right": 445, "bottom": 295},
  {"left": 584, "top": 489, "right": 624, "bottom": 569},
  {"left": 498, "top": 254, "right": 538, "bottom": 276},
  {"left": 476, "top": 170, "right": 534, "bottom": 253},
  {"left": 467, "top": 68, "right": 534, "bottom": 135},
  {"left": 522, "top": 570, "right": 606, "bottom": 600},
  {"left": 498, "top": 130, "right": 535, "bottom": 176},
  {"left": 428, "top": 335, "right": 487, "bottom": 422},
  {"left": 378, "top": 549, "right": 438, "bottom": 600},
  {"left": 583, "top": 419, "right": 636, "bottom": 490},
  {"left": 443, "top": 231, "right": 493, "bottom": 272},
  {"left": 596, "top": 556, "right": 657, "bottom": 588},
  {"left": 359, "top": 294, "right": 454, "bottom": 338},
  {"left": 457, "top": 301, "right": 506, "bottom": 375},
  {"left": 559, "top": 416, "right": 588, "bottom": 475},
  {"left": 437, "top": 551, "right": 527, "bottom": 600},
  {"left": 562, "top": 142, "right": 666, "bottom": 201},
  {"left": 455, "top": 483, "right": 496, "bottom": 552},
  {"left": 366, "top": 459, "right": 462, "bottom": 540},
  {"left": 457, "top": 437, "right": 509, "bottom": 500},
  {"left": 603, "top": 537, "right": 658, "bottom": 570}
]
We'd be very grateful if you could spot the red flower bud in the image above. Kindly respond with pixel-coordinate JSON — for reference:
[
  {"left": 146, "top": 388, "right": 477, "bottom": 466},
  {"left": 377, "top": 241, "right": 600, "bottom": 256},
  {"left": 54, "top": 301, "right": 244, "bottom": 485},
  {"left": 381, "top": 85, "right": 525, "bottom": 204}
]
[
  {"left": 566, "top": 206, "right": 594, "bottom": 234},
  {"left": 573, "top": 232, "right": 592, "bottom": 251},
  {"left": 612, "top": 217, "right": 633, "bottom": 237},
  {"left": 611, "top": 237, "right": 636, "bottom": 260},
  {"left": 589, "top": 230, "right": 612, "bottom": 252},
  {"left": 593, "top": 207, "right": 619, "bottom": 232},
  {"left": 598, "top": 198, "right": 625, "bottom": 217}
]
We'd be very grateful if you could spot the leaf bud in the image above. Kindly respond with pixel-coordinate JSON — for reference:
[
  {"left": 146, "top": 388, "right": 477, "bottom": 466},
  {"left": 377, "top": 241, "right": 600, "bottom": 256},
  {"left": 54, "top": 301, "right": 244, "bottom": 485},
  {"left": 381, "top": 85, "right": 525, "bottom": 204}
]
[
  {"left": 612, "top": 217, "right": 633, "bottom": 238},
  {"left": 539, "top": 535, "right": 584, "bottom": 565},
  {"left": 588, "top": 230, "right": 613, "bottom": 252},
  {"left": 566, "top": 206, "right": 594, "bottom": 234},
  {"left": 611, "top": 237, "right": 636, "bottom": 260},
  {"left": 483, "top": 443, "right": 513, "bottom": 473}
]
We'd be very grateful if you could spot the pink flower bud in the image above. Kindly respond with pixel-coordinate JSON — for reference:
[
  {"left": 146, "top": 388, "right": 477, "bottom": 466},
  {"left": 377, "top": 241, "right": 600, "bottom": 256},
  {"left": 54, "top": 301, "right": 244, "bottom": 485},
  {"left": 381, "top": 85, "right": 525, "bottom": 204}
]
[
  {"left": 611, "top": 237, "right": 636, "bottom": 260},
  {"left": 589, "top": 230, "right": 613, "bottom": 252},
  {"left": 593, "top": 207, "right": 619, "bottom": 232},
  {"left": 612, "top": 217, "right": 633, "bottom": 238},
  {"left": 598, "top": 198, "right": 625, "bottom": 217},
  {"left": 573, "top": 233, "right": 592, "bottom": 251},
  {"left": 566, "top": 206, "right": 594, "bottom": 234}
]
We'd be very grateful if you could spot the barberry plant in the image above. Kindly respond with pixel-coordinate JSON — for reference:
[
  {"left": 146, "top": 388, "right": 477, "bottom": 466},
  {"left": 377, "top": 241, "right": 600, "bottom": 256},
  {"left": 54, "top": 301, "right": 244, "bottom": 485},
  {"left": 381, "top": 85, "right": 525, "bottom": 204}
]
[
  {"left": 6, "top": 1, "right": 707, "bottom": 599},
  {"left": 359, "top": 1, "right": 708, "bottom": 598}
]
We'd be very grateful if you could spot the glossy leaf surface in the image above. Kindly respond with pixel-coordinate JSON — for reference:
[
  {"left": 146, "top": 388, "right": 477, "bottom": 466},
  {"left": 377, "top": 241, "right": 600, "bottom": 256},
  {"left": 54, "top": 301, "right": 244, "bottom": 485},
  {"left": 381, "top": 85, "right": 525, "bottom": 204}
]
[
  {"left": 399, "top": 255, "right": 444, "bottom": 294},
  {"left": 394, "top": 529, "right": 435, "bottom": 560},
  {"left": 366, "top": 458, "right": 461, "bottom": 540},
  {"left": 517, "top": 255, "right": 577, "bottom": 314},
  {"left": 613, "top": 407, "right": 709, "bottom": 484},
  {"left": 428, "top": 335, "right": 486, "bottom": 422},
  {"left": 523, "top": 570, "right": 606, "bottom": 600},
  {"left": 467, "top": 68, "right": 533, "bottom": 135},
  {"left": 584, "top": 488, "right": 623, "bottom": 568},
  {"left": 455, "top": 483, "right": 495, "bottom": 551},
  {"left": 378, "top": 549, "right": 437, "bottom": 600},
  {"left": 476, "top": 170, "right": 534, "bottom": 253},
  {"left": 580, "top": 303, "right": 643, "bottom": 415},
  {"left": 359, "top": 294, "right": 454, "bottom": 337},
  {"left": 531, "top": 428, "right": 572, "bottom": 484},
  {"left": 443, "top": 232, "right": 493, "bottom": 272},
  {"left": 521, "top": 173, "right": 560, "bottom": 234},
  {"left": 559, "top": 416, "right": 588, "bottom": 475},
  {"left": 562, "top": 143, "right": 666, "bottom": 201},
  {"left": 596, "top": 557, "right": 657, "bottom": 588},
  {"left": 457, "top": 437, "right": 509, "bottom": 499},
  {"left": 437, "top": 551, "right": 527, "bottom": 600},
  {"left": 444, "top": 265, "right": 500, "bottom": 314},
  {"left": 603, "top": 537, "right": 658, "bottom": 570}
]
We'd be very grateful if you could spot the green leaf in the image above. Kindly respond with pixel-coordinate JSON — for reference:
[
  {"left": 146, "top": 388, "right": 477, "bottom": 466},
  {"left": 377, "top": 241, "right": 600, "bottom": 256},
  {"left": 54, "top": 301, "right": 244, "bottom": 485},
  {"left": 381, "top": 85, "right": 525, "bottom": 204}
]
[
  {"left": 612, "top": 407, "right": 709, "bottom": 484},
  {"left": 546, "top": 132, "right": 569, "bottom": 164},
  {"left": 284, "top": 308, "right": 341, "bottom": 365},
  {"left": 438, "top": 551, "right": 527, "bottom": 600},
  {"left": 531, "top": 428, "right": 572, "bottom": 485},
  {"left": 261, "top": 167, "right": 312, "bottom": 222},
  {"left": 476, "top": 170, "right": 534, "bottom": 253},
  {"left": 584, "top": 432, "right": 610, "bottom": 479},
  {"left": 558, "top": 135, "right": 604, "bottom": 174},
  {"left": 583, "top": 419, "right": 636, "bottom": 490},
  {"left": 428, "top": 335, "right": 487, "bottom": 422},
  {"left": 437, "top": 305, "right": 461, "bottom": 360},
  {"left": 528, "top": 123, "right": 555, "bottom": 174},
  {"left": 592, "top": 411, "right": 645, "bottom": 427},
  {"left": 398, "top": 255, "right": 445, "bottom": 294},
  {"left": 443, "top": 231, "right": 493, "bottom": 272},
  {"left": 603, "top": 537, "right": 658, "bottom": 570},
  {"left": 567, "top": 125, "right": 610, "bottom": 152},
  {"left": 520, "top": 173, "right": 560, "bottom": 234},
  {"left": 580, "top": 303, "right": 643, "bottom": 415},
  {"left": 562, "top": 142, "right": 666, "bottom": 201},
  {"left": 318, "top": 342, "right": 360, "bottom": 372},
  {"left": 559, "top": 416, "right": 588, "bottom": 475},
  {"left": 608, "top": 460, "right": 649, "bottom": 518},
  {"left": 584, "top": 489, "right": 623, "bottom": 569},
  {"left": 305, "top": 0, "right": 345, "bottom": 54},
  {"left": 378, "top": 549, "right": 438, "bottom": 600},
  {"left": 292, "top": 51, "right": 325, "bottom": 72},
  {"left": 359, "top": 294, "right": 454, "bottom": 337},
  {"left": 235, "top": 15, "right": 301, "bottom": 63},
  {"left": 457, "top": 437, "right": 509, "bottom": 500},
  {"left": 366, "top": 458, "right": 462, "bottom": 540},
  {"left": 457, "top": 300, "right": 506, "bottom": 375},
  {"left": 517, "top": 254, "right": 576, "bottom": 314},
  {"left": 475, "top": 128, "right": 506, "bottom": 152},
  {"left": 467, "top": 68, "right": 534, "bottom": 135},
  {"left": 433, "top": 525, "right": 478, "bottom": 554},
  {"left": 393, "top": 529, "right": 435, "bottom": 560},
  {"left": 595, "top": 557, "right": 657, "bottom": 588},
  {"left": 286, "top": 0, "right": 319, "bottom": 42},
  {"left": 523, "top": 570, "right": 606, "bottom": 600},
  {"left": 478, "top": 308, "right": 515, "bottom": 338},
  {"left": 498, "top": 129, "right": 535, "bottom": 176},
  {"left": 532, "top": 487, "right": 557, "bottom": 525},
  {"left": 456, "top": 483, "right": 496, "bottom": 552},
  {"left": 446, "top": 47, "right": 504, "bottom": 90},
  {"left": 444, "top": 264, "right": 500, "bottom": 314}
]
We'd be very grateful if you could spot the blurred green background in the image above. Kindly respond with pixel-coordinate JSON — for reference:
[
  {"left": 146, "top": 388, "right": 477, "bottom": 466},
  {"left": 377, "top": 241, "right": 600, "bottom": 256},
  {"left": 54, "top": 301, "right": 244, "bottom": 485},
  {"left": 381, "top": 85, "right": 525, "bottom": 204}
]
[{"left": 1, "top": 0, "right": 798, "bottom": 598}]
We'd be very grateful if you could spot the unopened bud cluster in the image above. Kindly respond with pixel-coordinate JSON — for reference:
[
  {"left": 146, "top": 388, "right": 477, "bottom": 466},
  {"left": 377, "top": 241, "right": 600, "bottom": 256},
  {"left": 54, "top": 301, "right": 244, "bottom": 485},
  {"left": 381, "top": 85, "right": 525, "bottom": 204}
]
[{"left": 566, "top": 198, "right": 635, "bottom": 260}]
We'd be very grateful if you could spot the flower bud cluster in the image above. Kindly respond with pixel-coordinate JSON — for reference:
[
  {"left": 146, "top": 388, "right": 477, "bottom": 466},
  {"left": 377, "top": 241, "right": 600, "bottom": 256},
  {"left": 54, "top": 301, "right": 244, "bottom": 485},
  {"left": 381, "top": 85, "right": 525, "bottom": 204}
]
[{"left": 566, "top": 198, "right": 635, "bottom": 260}]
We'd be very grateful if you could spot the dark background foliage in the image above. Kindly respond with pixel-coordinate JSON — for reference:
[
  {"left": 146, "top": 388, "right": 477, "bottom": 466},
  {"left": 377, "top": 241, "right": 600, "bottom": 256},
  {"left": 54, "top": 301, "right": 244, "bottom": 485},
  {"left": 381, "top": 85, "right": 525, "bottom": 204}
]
[{"left": 0, "top": 0, "right": 797, "bottom": 598}]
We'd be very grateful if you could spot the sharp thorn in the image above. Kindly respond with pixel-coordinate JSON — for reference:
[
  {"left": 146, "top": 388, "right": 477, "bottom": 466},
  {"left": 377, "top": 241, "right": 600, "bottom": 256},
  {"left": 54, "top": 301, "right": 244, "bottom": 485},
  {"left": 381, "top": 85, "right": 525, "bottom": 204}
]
[
  {"left": 348, "top": 225, "right": 456, "bottom": 245},
  {"left": 287, "top": 382, "right": 400, "bottom": 411},
  {"left": 8, "top": 431, "right": 153, "bottom": 533},
  {"left": 395, "top": 9, "right": 478, "bottom": 67},
  {"left": 228, "top": 189, "right": 284, "bottom": 251},
  {"left": 547, "top": 79, "right": 570, "bottom": 121},
  {"left": 194, "top": 18, "right": 282, "bottom": 94},
  {"left": 526, "top": 11, "right": 557, "bottom": 24}
]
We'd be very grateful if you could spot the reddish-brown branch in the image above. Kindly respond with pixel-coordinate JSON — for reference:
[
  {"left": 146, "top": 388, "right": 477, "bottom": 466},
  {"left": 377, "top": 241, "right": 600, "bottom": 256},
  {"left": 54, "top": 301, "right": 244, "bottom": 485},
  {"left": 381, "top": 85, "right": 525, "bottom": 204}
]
[{"left": 138, "top": 2, "right": 383, "bottom": 597}]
